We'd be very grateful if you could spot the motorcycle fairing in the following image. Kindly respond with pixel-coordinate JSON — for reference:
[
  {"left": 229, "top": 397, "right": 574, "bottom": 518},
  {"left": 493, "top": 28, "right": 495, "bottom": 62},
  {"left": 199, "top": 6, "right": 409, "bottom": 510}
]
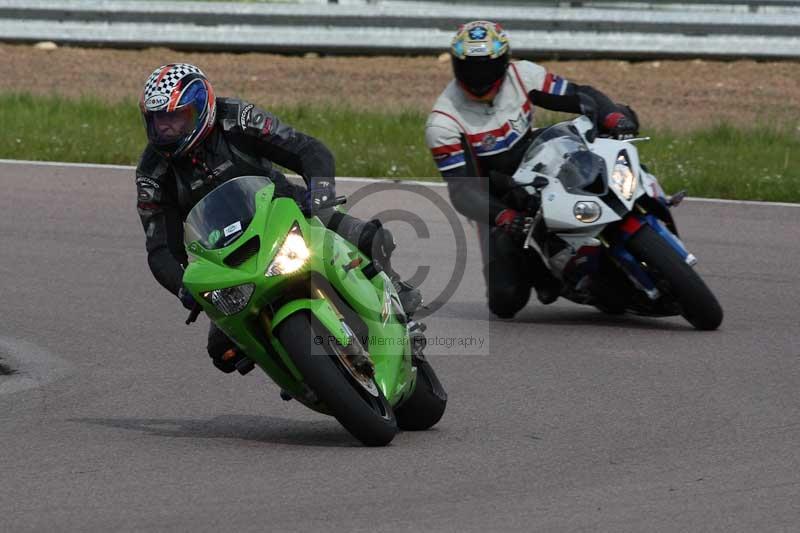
[{"left": 183, "top": 177, "right": 414, "bottom": 407}]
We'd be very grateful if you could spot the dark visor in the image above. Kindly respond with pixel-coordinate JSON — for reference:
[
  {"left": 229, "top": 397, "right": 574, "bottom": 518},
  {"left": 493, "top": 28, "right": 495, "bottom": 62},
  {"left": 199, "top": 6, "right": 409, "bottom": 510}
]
[
  {"left": 145, "top": 105, "right": 199, "bottom": 147},
  {"left": 453, "top": 54, "right": 509, "bottom": 96}
]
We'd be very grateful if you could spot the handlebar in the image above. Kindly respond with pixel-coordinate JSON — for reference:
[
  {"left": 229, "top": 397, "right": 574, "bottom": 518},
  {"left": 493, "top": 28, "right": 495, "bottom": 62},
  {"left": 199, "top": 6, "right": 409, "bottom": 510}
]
[
  {"left": 301, "top": 195, "right": 347, "bottom": 217},
  {"left": 320, "top": 195, "right": 347, "bottom": 210}
]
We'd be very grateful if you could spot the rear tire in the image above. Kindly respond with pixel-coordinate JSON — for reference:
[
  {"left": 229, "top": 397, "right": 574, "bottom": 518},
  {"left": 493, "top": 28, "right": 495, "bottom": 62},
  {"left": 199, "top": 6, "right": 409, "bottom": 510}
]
[
  {"left": 627, "top": 225, "right": 723, "bottom": 330},
  {"left": 395, "top": 358, "right": 447, "bottom": 431},
  {"left": 277, "top": 312, "right": 398, "bottom": 446}
]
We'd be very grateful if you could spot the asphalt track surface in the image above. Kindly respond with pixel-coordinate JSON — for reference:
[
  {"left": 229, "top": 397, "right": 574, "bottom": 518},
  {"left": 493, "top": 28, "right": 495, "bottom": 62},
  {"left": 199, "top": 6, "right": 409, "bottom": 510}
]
[{"left": 1, "top": 161, "right": 799, "bottom": 532}]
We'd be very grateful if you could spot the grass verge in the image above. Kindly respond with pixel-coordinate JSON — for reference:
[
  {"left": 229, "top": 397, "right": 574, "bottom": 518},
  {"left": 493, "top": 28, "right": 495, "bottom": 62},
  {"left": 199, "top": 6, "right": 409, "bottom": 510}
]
[{"left": 1, "top": 93, "right": 798, "bottom": 202}]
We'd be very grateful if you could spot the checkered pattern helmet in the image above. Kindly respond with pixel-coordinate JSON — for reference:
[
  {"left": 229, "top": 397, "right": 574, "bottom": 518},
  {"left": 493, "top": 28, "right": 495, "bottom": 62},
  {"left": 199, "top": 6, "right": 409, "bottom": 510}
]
[
  {"left": 450, "top": 21, "right": 511, "bottom": 98},
  {"left": 140, "top": 63, "right": 216, "bottom": 157}
]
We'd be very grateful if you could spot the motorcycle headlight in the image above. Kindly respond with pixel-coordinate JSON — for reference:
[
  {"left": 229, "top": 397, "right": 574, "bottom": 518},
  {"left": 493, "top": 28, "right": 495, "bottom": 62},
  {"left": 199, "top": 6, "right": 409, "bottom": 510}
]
[
  {"left": 611, "top": 154, "right": 637, "bottom": 200},
  {"left": 573, "top": 201, "right": 602, "bottom": 223},
  {"left": 266, "top": 223, "right": 310, "bottom": 277},
  {"left": 203, "top": 284, "right": 255, "bottom": 316}
]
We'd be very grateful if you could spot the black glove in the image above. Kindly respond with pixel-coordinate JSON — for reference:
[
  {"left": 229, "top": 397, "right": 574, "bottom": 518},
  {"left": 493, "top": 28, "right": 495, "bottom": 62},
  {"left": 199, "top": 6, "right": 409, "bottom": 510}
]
[
  {"left": 303, "top": 177, "right": 336, "bottom": 215},
  {"left": 178, "top": 285, "right": 197, "bottom": 311},
  {"left": 600, "top": 106, "right": 639, "bottom": 138},
  {"left": 494, "top": 208, "right": 532, "bottom": 241}
]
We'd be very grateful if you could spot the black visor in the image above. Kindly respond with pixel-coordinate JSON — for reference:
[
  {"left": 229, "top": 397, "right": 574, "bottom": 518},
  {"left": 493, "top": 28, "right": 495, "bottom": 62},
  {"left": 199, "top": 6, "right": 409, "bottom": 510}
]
[
  {"left": 145, "top": 105, "right": 199, "bottom": 148},
  {"left": 452, "top": 53, "right": 509, "bottom": 97}
]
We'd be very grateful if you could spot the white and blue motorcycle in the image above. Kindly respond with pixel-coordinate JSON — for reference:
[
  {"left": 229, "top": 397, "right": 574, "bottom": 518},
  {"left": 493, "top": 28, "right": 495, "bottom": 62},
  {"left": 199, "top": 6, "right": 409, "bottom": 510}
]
[{"left": 510, "top": 116, "right": 723, "bottom": 330}]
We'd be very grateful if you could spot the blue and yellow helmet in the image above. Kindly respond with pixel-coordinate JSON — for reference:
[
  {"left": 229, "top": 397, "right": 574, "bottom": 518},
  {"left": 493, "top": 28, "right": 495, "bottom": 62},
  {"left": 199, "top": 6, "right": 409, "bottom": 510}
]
[
  {"left": 450, "top": 21, "right": 511, "bottom": 98},
  {"left": 451, "top": 20, "right": 510, "bottom": 60}
]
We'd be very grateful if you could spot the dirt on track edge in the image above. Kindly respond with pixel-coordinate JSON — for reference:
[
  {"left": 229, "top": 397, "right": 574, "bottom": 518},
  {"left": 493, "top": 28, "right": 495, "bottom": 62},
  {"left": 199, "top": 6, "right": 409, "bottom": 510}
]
[{"left": 3, "top": 43, "right": 800, "bottom": 131}]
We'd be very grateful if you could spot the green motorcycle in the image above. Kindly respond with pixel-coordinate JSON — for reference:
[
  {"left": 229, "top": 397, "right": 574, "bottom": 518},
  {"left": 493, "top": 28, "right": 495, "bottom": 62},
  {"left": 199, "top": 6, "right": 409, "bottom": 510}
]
[{"left": 182, "top": 176, "right": 447, "bottom": 446}]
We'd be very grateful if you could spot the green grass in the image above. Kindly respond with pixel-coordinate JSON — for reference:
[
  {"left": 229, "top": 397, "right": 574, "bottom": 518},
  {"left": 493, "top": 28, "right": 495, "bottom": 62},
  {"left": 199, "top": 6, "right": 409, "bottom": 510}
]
[
  {"left": 636, "top": 125, "right": 800, "bottom": 202},
  {"left": 0, "top": 94, "right": 146, "bottom": 165},
  {"left": 2, "top": 93, "right": 799, "bottom": 202}
]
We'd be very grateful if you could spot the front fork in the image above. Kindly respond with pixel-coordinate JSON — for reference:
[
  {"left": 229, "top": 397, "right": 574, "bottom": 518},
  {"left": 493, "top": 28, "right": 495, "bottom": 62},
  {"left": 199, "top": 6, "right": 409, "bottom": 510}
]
[{"left": 605, "top": 208, "right": 697, "bottom": 300}]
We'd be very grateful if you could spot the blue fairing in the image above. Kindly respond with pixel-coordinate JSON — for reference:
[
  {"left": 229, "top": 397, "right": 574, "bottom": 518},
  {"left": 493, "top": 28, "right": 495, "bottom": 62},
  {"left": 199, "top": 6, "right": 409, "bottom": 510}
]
[
  {"left": 609, "top": 214, "right": 692, "bottom": 297},
  {"left": 610, "top": 243, "right": 658, "bottom": 293},
  {"left": 642, "top": 214, "right": 690, "bottom": 260}
]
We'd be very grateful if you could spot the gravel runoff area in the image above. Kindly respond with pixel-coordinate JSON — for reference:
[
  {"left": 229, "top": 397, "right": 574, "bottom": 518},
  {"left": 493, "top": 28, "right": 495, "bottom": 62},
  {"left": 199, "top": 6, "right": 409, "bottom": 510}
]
[{"left": 3, "top": 43, "right": 800, "bottom": 131}]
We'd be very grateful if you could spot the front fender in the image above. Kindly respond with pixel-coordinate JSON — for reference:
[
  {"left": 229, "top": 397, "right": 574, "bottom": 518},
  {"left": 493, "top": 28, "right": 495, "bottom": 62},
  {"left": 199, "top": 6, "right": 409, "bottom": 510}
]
[
  {"left": 607, "top": 212, "right": 695, "bottom": 301},
  {"left": 627, "top": 213, "right": 691, "bottom": 261},
  {"left": 637, "top": 195, "right": 679, "bottom": 236},
  {"left": 272, "top": 297, "right": 352, "bottom": 346},
  {"left": 270, "top": 298, "right": 351, "bottom": 381}
]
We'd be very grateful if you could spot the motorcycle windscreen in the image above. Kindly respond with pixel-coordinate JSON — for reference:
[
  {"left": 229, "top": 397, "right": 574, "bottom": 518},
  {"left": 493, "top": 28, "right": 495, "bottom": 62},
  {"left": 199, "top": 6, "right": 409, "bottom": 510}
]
[
  {"left": 522, "top": 128, "right": 606, "bottom": 194},
  {"left": 529, "top": 122, "right": 585, "bottom": 151},
  {"left": 184, "top": 175, "right": 273, "bottom": 250},
  {"left": 522, "top": 123, "right": 587, "bottom": 173},
  {"left": 555, "top": 150, "right": 608, "bottom": 194}
]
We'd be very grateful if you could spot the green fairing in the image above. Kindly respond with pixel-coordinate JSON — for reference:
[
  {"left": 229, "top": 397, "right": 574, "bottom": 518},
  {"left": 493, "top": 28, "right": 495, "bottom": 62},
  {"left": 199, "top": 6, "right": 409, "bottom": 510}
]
[{"left": 182, "top": 177, "right": 415, "bottom": 408}]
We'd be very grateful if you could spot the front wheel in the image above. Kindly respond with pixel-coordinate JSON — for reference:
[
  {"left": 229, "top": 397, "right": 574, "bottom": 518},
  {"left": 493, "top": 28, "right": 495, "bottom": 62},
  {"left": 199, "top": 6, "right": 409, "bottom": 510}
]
[
  {"left": 277, "top": 312, "right": 397, "bottom": 446},
  {"left": 627, "top": 224, "right": 723, "bottom": 330}
]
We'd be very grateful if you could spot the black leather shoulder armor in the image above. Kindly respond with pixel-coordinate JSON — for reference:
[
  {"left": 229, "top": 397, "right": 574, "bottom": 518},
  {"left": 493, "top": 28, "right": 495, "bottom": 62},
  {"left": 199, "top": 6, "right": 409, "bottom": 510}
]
[
  {"left": 135, "top": 145, "right": 173, "bottom": 214},
  {"left": 216, "top": 97, "right": 276, "bottom": 138}
]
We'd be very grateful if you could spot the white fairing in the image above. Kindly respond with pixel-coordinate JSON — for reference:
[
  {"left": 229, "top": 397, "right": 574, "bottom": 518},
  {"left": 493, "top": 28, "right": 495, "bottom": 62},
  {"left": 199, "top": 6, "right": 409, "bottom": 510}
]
[{"left": 512, "top": 116, "right": 665, "bottom": 278}]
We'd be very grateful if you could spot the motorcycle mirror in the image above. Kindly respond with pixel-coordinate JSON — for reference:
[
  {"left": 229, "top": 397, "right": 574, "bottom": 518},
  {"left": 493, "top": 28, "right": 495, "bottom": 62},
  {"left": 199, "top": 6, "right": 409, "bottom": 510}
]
[
  {"left": 185, "top": 304, "right": 202, "bottom": 325},
  {"left": 532, "top": 176, "right": 549, "bottom": 190}
]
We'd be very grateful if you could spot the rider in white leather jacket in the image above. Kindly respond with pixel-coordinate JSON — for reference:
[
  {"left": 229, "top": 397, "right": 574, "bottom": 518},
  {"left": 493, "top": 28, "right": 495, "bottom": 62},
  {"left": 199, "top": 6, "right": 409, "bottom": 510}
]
[{"left": 426, "top": 21, "right": 639, "bottom": 318}]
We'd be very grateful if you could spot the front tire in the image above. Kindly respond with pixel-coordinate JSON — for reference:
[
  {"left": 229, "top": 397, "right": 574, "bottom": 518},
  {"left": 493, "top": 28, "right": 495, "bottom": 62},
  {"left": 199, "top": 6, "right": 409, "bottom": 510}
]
[
  {"left": 277, "top": 312, "right": 398, "bottom": 446},
  {"left": 627, "top": 224, "right": 723, "bottom": 330},
  {"left": 395, "top": 357, "right": 447, "bottom": 431}
]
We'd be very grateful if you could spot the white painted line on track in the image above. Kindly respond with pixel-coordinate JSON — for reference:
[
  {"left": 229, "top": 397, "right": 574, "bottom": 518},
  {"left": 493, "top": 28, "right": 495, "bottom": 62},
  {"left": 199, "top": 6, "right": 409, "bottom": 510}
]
[
  {"left": 3, "top": 158, "right": 798, "bottom": 207},
  {"left": 335, "top": 176, "right": 445, "bottom": 187},
  {"left": 683, "top": 197, "right": 800, "bottom": 208},
  {"left": 0, "top": 158, "right": 135, "bottom": 171}
]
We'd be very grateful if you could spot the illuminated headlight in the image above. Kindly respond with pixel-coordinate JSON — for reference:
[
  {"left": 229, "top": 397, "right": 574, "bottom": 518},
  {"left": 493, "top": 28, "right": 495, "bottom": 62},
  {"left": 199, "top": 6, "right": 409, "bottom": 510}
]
[
  {"left": 203, "top": 284, "right": 254, "bottom": 316},
  {"left": 573, "top": 201, "right": 602, "bottom": 223},
  {"left": 611, "top": 154, "right": 637, "bottom": 200},
  {"left": 266, "top": 223, "right": 310, "bottom": 277}
]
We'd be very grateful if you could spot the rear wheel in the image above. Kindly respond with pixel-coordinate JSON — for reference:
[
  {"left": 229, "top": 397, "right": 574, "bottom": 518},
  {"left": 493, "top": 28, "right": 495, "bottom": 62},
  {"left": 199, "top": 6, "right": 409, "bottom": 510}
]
[
  {"left": 594, "top": 303, "right": 626, "bottom": 315},
  {"left": 277, "top": 312, "right": 397, "bottom": 446},
  {"left": 627, "top": 225, "right": 723, "bottom": 330},
  {"left": 395, "top": 357, "right": 447, "bottom": 431}
]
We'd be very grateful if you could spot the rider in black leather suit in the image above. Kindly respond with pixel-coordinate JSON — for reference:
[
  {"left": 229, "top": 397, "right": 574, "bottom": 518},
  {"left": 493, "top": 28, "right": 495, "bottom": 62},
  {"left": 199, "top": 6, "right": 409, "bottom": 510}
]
[{"left": 136, "top": 64, "right": 420, "bottom": 372}]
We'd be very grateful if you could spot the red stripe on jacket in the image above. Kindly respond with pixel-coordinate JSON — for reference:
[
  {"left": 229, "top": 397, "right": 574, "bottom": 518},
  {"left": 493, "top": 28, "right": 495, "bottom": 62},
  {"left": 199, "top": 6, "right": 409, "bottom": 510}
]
[
  {"left": 541, "top": 72, "right": 554, "bottom": 93},
  {"left": 431, "top": 142, "right": 464, "bottom": 156}
]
